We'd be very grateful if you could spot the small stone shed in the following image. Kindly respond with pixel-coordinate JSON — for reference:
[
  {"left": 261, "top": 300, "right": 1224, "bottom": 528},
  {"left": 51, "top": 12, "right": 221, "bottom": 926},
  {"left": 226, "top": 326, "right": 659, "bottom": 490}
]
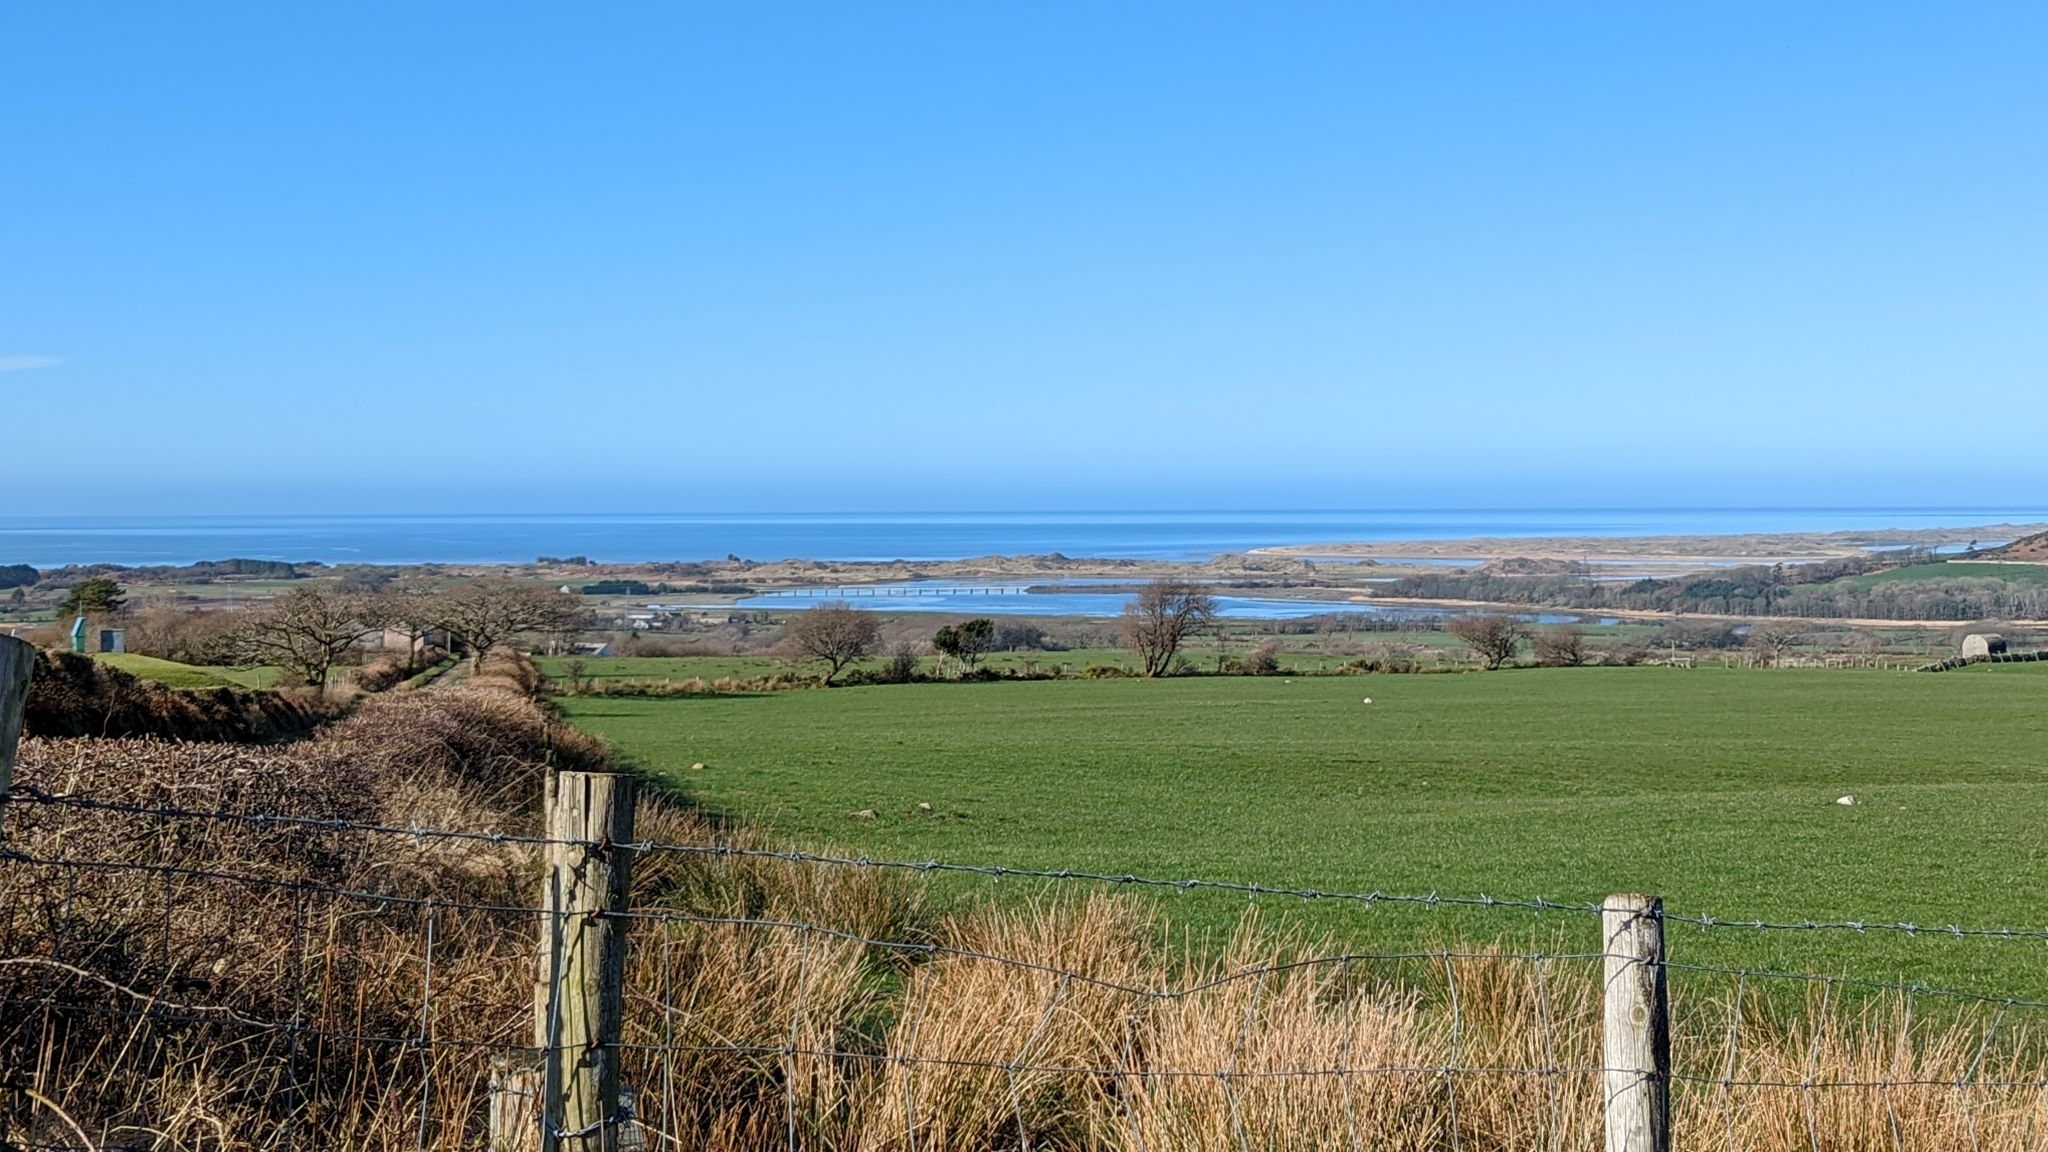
[{"left": 1961, "top": 633, "right": 2008, "bottom": 659}]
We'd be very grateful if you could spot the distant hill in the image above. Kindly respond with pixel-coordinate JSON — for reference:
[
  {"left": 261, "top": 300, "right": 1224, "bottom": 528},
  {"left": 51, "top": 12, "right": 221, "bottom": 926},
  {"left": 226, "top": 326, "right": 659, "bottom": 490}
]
[
  {"left": 1984, "top": 531, "right": 2048, "bottom": 561},
  {"left": 1476, "top": 556, "right": 1587, "bottom": 577}
]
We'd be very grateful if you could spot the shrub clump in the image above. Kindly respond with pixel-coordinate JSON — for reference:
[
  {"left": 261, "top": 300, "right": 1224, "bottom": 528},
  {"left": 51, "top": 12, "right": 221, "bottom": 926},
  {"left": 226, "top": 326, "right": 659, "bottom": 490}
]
[
  {"left": 22, "top": 650, "right": 328, "bottom": 742},
  {"left": 352, "top": 656, "right": 412, "bottom": 693},
  {"left": 1, "top": 682, "right": 611, "bottom": 1145},
  {"left": 1241, "top": 641, "right": 1284, "bottom": 676},
  {"left": 562, "top": 673, "right": 814, "bottom": 697}
]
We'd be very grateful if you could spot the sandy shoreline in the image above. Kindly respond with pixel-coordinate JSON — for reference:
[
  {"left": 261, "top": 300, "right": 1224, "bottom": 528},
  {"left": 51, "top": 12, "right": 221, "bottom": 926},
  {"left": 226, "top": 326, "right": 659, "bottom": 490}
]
[
  {"left": 522, "top": 523, "right": 2048, "bottom": 587},
  {"left": 1251, "top": 523, "right": 2048, "bottom": 570},
  {"left": 501, "top": 522, "right": 2048, "bottom": 592}
]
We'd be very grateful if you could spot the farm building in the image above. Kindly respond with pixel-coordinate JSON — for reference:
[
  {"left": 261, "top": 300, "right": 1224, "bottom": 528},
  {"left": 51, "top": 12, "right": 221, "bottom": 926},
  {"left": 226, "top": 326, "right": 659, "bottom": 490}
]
[
  {"left": 1961, "top": 633, "right": 2008, "bottom": 659},
  {"left": 66, "top": 618, "right": 127, "bottom": 654},
  {"left": 377, "top": 626, "right": 448, "bottom": 654}
]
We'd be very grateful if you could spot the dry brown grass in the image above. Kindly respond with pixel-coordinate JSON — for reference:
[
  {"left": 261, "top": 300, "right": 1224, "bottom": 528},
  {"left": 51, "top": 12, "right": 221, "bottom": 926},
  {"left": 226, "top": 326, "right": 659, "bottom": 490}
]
[
  {"left": 1675, "top": 985, "right": 2048, "bottom": 1151},
  {"left": 1119, "top": 931, "right": 1452, "bottom": 1152},
  {"left": 1, "top": 685, "right": 551, "bottom": 1149},
  {"left": 850, "top": 895, "right": 1153, "bottom": 1151},
  {"left": 613, "top": 895, "right": 2048, "bottom": 1152},
  {"left": 7, "top": 687, "right": 2048, "bottom": 1149}
]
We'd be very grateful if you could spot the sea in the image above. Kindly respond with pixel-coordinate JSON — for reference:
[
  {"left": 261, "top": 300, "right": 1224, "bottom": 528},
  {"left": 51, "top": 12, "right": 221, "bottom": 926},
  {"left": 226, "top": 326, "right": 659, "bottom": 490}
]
[{"left": 3, "top": 508, "right": 2044, "bottom": 569}]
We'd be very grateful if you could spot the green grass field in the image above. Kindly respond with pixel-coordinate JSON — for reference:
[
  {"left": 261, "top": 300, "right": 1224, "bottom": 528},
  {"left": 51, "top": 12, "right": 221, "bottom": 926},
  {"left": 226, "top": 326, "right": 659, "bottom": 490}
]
[
  {"left": 559, "top": 663, "right": 2048, "bottom": 997},
  {"left": 93, "top": 653, "right": 281, "bottom": 690},
  {"left": 1847, "top": 561, "right": 2048, "bottom": 586}
]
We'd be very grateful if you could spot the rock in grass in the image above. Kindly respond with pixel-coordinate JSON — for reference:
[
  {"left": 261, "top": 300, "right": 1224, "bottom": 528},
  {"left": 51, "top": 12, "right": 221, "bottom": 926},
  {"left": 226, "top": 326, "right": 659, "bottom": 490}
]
[
  {"left": 691, "top": 762, "right": 705, "bottom": 771},
  {"left": 850, "top": 808, "right": 877, "bottom": 821},
  {"left": 1835, "top": 795, "right": 1855, "bottom": 806}
]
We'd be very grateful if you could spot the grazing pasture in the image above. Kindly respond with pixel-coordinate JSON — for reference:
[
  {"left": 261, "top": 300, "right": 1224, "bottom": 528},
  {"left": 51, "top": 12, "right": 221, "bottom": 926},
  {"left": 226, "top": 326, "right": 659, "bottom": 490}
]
[{"left": 559, "top": 663, "right": 2048, "bottom": 996}]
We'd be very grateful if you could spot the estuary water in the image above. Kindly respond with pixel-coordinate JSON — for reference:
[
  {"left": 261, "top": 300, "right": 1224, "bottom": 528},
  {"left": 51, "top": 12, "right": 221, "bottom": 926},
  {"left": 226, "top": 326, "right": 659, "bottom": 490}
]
[
  {"left": 711, "top": 581, "right": 1587, "bottom": 622},
  {"left": 3, "top": 508, "right": 2043, "bottom": 568}
]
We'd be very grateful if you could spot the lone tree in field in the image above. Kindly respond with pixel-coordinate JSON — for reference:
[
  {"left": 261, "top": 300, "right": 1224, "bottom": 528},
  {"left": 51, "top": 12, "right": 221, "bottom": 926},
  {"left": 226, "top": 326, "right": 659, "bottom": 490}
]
[
  {"left": 225, "top": 587, "right": 377, "bottom": 687},
  {"left": 932, "top": 618, "right": 996, "bottom": 671},
  {"left": 432, "top": 578, "right": 581, "bottom": 671},
  {"left": 58, "top": 577, "right": 126, "bottom": 620},
  {"left": 784, "top": 602, "right": 881, "bottom": 684},
  {"left": 1120, "top": 579, "right": 1217, "bottom": 677},
  {"left": 1533, "top": 623, "right": 1587, "bottom": 667},
  {"left": 1449, "top": 613, "right": 1526, "bottom": 670},
  {"left": 1749, "top": 622, "right": 1801, "bottom": 667}
]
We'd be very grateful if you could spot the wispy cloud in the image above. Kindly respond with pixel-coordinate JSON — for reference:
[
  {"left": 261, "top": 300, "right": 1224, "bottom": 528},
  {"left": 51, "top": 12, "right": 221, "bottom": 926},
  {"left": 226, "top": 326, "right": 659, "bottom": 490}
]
[{"left": 0, "top": 355, "right": 62, "bottom": 374}]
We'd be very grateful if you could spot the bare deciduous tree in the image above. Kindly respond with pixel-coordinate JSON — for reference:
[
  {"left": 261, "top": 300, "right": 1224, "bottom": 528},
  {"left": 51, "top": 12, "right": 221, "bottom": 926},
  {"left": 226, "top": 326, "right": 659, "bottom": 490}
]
[
  {"left": 225, "top": 587, "right": 377, "bottom": 687},
  {"left": 1532, "top": 623, "right": 1587, "bottom": 667},
  {"left": 1749, "top": 623, "right": 1801, "bottom": 667},
  {"left": 783, "top": 602, "right": 881, "bottom": 683},
  {"left": 1120, "top": 579, "right": 1217, "bottom": 677},
  {"left": 123, "top": 605, "right": 240, "bottom": 666},
  {"left": 880, "top": 641, "right": 922, "bottom": 684},
  {"left": 432, "top": 579, "right": 582, "bottom": 671},
  {"left": 1448, "top": 613, "right": 1526, "bottom": 670}
]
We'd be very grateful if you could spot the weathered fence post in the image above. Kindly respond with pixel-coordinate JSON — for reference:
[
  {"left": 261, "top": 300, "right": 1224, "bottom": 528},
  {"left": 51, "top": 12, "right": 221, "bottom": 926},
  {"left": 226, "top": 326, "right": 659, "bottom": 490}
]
[
  {"left": 0, "top": 636, "right": 33, "bottom": 837},
  {"left": 0, "top": 640, "right": 26, "bottom": 1152},
  {"left": 489, "top": 1054, "right": 544, "bottom": 1152},
  {"left": 1603, "top": 893, "right": 1670, "bottom": 1152},
  {"left": 537, "top": 771, "right": 636, "bottom": 1152}
]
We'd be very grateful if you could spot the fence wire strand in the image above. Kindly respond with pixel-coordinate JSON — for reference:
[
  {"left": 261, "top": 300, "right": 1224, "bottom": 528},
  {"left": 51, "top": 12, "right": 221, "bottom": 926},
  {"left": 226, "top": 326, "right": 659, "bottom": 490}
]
[
  {"left": 18, "top": 785, "right": 2048, "bottom": 943},
  {"left": 11, "top": 786, "right": 2048, "bottom": 1151}
]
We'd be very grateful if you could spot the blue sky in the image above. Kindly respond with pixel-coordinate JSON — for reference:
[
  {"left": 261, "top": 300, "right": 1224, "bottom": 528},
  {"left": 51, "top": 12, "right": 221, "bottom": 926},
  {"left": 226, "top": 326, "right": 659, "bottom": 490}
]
[{"left": 3, "top": 3, "right": 2044, "bottom": 515}]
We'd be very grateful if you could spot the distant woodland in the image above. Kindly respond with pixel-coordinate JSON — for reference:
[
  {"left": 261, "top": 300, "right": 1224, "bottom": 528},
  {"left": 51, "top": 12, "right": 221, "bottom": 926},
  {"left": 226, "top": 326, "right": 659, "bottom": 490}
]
[{"left": 1382, "top": 553, "right": 2048, "bottom": 621}]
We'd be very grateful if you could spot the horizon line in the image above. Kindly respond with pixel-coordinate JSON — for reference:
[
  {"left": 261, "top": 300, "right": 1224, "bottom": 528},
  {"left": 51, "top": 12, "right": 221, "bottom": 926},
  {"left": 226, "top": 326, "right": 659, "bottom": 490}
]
[{"left": 6, "top": 504, "right": 2048, "bottom": 523}]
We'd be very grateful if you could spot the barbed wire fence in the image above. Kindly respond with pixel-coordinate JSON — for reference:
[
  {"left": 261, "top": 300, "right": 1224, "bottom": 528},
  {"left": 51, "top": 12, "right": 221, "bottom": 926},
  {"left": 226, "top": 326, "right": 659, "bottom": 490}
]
[
  {"left": 5, "top": 650, "right": 2048, "bottom": 1150},
  {"left": 10, "top": 773, "right": 2048, "bottom": 1152}
]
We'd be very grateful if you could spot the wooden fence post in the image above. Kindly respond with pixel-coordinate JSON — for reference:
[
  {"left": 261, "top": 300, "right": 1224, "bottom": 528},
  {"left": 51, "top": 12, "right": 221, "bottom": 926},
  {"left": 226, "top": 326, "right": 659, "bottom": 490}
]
[
  {"left": 489, "top": 1054, "right": 543, "bottom": 1152},
  {"left": 1603, "top": 894, "right": 1670, "bottom": 1152},
  {"left": 0, "top": 636, "right": 33, "bottom": 838},
  {"left": 0, "top": 640, "right": 26, "bottom": 1152},
  {"left": 536, "top": 772, "right": 636, "bottom": 1152}
]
